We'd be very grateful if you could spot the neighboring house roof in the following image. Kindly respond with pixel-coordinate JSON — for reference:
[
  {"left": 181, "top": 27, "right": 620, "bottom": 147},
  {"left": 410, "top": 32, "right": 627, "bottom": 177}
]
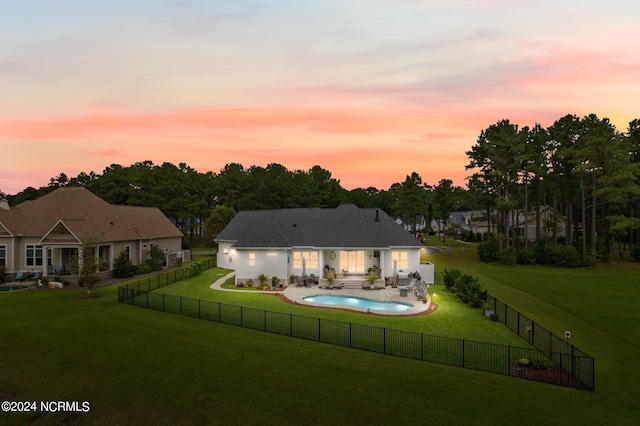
[
  {"left": 0, "top": 187, "right": 183, "bottom": 242},
  {"left": 217, "top": 204, "right": 423, "bottom": 249}
]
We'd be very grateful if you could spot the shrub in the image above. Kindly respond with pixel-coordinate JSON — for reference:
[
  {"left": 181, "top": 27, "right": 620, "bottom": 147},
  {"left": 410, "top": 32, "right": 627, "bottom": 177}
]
[
  {"left": 135, "top": 262, "right": 152, "bottom": 275},
  {"left": 477, "top": 237, "right": 499, "bottom": 262},
  {"left": 632, "top": 246, "right": 640, "bottom": 262},
  {"left": 443, "top": 268, "right": 462, "bottom": 292},
  {"left": 498, "top": 247, "right": 517, "bottom": 265},
  {"left": 257, "top": 273, "right": 269, "bottom": 286},
  {"left": 545, "top": 244, "right": 580, "bottom": 267},
  {"left": 445, "top": 268, "right": 485, "bottom": 308},
  {"left": 146, "top": 245, "right": 165, "bottom": 272},
  {"left": 516, "top": 247, "right": 535, "bottom": 265},
  {"left": 113, "top": 250, "right": 135, "bottom": 278},
  {"left": 455, "top": 274, "right": 483, "bottom": 307}
]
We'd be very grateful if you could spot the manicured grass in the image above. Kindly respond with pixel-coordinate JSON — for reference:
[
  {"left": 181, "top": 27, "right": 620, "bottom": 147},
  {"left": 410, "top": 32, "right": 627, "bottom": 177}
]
[
  {"left": 423, "top": 243, "right": 640, "bottom": 422},
  {"left": 1, "top": 252, "right": 638, "bottom": 425},
  {"left": 152, "top": 270, "right": 525, "bottom": 345}
]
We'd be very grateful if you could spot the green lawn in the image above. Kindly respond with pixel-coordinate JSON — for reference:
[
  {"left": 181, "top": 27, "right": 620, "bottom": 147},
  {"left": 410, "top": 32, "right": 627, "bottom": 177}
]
[{"left": 1, "top": 250, "right": 639, "bottom": 425}]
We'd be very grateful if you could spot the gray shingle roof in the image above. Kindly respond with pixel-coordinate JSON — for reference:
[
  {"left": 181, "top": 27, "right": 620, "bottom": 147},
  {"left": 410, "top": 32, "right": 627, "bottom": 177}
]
[{"left": 216, "top": 204, "right": 423, "bottom": 249}]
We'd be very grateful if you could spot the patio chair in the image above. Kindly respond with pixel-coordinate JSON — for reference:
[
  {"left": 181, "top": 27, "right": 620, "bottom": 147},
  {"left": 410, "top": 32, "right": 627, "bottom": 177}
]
[
  {"left": 398, "top": 278, "right": 416, "bottom": 293},
  {"left": 34, "top": 271, "right": 42, "bottom": 280},
  {"left": 15, "top": 271, "right": 24, "bottom": 281},
  {"left": 54, "top": 265, "right": 62, "bottom": 274}
]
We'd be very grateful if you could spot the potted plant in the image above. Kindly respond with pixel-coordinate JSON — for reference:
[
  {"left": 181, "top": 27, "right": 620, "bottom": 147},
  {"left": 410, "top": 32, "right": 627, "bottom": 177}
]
[
  {"left": 366, "top": 274, "right": 377, "bottom": 289},
  {"left": 271, "top": 276, "right": 280, "bottom": 289},
  {"left": 483, "top": 303, "right": 495, "bottom": 317},
  {"left": 422, "top": 294, "right": 428, "bottom": 304}
]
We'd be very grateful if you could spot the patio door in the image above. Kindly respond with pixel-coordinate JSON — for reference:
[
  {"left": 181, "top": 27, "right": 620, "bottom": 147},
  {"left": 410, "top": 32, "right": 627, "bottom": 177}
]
[{"left": 339, "top": 250, "right": 365, "bottom": 274}]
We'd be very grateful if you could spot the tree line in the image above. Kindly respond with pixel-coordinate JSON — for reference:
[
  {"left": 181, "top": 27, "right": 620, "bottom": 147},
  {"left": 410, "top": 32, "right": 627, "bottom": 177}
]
[
  {"left": 2, "top": 112, "right": 639, "bottom": 262},
  {"left": 466, "top": 114, "right": 640, "bottom": 263},
  {"left": 1, "top": 161, "right": 471, "bottom": 247}
]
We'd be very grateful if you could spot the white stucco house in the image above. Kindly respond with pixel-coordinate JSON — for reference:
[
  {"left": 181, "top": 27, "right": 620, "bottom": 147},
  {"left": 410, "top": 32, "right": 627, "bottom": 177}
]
[{"left": 216, "top": 204, "right": 431, "bottom": 286}]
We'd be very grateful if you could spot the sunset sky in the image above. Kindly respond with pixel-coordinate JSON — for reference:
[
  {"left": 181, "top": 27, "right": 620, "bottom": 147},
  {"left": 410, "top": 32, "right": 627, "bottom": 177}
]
[{"left": 1, "top": 0, "right": 639, "bottom": 196}]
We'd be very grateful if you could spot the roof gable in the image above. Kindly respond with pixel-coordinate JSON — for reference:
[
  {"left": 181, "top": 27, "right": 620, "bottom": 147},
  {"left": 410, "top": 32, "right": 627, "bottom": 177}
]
[{"left": 217, "top": 204, "right": 423, "bottom": 249}]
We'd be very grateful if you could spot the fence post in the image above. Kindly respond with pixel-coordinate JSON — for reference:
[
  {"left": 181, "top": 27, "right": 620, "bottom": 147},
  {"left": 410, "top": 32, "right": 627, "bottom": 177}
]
[
  {"left": 531, "top": 321, "right": 535, "bottom": 348},
  {"left": 317, "top": 318, "right": 321, "bottom": 341},
  {"left": 383, "top": 328, "right": 387, "bottom": 354},
  {"left": 240, "top": 306, "right": 243, "bottom": 327},
  {"left": 162, "top": 293, "right": 165, "bottom": 311},
  {"left": 198, "top": 299, "right": 201, "bottom": 319},
  {"left": 180, "top": 296, "right": 182, "bottom": 314},
  {"left": 571, "top": 344, "right": 575, "bottom": 378},
  {"left": 504, "top": 304, "right": 508, "bottom": 326},
  {"left": 264, "top": 310, "right": 267, "bottom": 331},
  {"left": 349, "top": 323, "right": 352, "bottom": 348},
  {"left": 462, "top": 339, "right": 465, "bottom": 368}
]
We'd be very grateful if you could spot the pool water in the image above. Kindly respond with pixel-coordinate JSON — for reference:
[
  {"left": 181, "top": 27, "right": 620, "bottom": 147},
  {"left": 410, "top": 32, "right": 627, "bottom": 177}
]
[
  {"left": 0, "top": 285, "right": 29, "bottom": 292},
  {"left": 302, "top": 294, "right": 414, "bottom": 313}
]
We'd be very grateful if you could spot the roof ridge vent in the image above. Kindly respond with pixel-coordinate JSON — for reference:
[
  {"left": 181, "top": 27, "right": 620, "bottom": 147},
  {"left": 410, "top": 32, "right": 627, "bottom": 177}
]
[{"left": 375, "top": 209, "right": 380, "bottom": 222}]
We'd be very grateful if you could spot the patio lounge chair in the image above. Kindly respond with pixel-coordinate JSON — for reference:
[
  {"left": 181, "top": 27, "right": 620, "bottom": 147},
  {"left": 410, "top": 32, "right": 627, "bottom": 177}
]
[
  {"left": 398, "top": 278, "right": 416, "bottom": 293},
  {"left": 15, "top": 271, "right": 24, "bottom": 281}
]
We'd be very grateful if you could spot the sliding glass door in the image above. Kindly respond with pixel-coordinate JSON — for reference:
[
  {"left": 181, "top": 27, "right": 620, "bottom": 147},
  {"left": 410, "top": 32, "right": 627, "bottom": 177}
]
[{"left": 339, "top": 250, "right": 365, "bottom": 274}]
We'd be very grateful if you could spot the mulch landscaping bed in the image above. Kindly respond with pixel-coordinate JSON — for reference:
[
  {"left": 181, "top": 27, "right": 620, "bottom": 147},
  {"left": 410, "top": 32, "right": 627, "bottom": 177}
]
[{"left": 510, "top": 363, "right": 590, "bottom": 390}]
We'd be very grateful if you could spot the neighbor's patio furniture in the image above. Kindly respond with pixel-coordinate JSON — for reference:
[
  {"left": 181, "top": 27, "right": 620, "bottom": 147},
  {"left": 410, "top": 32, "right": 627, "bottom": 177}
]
[{"left": 15, "top": 271, "right": 25, "bottom": 281}]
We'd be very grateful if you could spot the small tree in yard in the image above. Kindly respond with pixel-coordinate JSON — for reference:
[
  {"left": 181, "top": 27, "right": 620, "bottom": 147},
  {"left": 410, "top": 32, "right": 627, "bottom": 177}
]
[
  {"left": 147, "top": 245, "right": 165, "bottom": 271},
  {"left": 73, "top": 240, "right": 100, "bottom": 296}
]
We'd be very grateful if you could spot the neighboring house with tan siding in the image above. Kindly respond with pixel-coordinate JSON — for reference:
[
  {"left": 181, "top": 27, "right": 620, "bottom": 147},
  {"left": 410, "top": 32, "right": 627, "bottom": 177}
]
[{"left": 0, "top": 187, "right": 183, "bottom": 281}]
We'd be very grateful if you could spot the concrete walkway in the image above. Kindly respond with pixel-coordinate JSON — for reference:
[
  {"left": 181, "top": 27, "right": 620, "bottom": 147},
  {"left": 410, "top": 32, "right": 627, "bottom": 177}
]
[{"left": 209, "top": 272, "right": 435, "bottom": 316}]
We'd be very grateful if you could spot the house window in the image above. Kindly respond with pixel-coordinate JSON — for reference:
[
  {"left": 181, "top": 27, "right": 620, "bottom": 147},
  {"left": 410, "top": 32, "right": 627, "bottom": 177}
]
[
  {"left": 339, "top": 250, "right": 365, "bottom": 274},
  {"left": 391, "top": 251, "right": 409, "bottom": 269},
  {"left": 0, "top": 245, "right": 5, "bottom": 267},
  {"left": 293, "top": 251, "right": 318, "bottom": 269},
  {"left": 249, "top": 252, "right": 255, "bottom": 266},
  {"left": 98, "top": 245, "right": 111, "bottom": 271},
  {"left": 124, "top": 245, "right": 131, "bottom": 259},
  {"left": 26, "top": 244, "right": 43, "bottom": 267}
]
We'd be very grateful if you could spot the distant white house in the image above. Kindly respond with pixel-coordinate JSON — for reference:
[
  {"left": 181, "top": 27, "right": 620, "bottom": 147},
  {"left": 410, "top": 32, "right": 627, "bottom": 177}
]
[
  {"left": 216, "top": 204, "right": 432, "bottom": 286},
  {"left": 394, "top": 215, "right": 427, "bottom": 233}
]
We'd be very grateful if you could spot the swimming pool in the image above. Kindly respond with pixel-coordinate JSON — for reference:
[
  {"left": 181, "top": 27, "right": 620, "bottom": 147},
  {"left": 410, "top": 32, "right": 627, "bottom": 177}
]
[
  {"left": 0, "top": 284, "right": 30, "bottom": 292},
  {"left": 302, "top": 294, "right": 414, "bottom": 313}
]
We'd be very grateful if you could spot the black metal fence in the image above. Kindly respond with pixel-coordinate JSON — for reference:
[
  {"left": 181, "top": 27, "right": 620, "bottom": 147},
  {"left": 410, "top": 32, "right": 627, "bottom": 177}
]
[
  {"left": 485, "top": 294, "right": 594, "bottom": 390},
  {"left": 118, "top": 276, "right": 594, "bottom": 390},
  {"left": 116, "top": 258, "right": 216, "bottom": 296}
]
